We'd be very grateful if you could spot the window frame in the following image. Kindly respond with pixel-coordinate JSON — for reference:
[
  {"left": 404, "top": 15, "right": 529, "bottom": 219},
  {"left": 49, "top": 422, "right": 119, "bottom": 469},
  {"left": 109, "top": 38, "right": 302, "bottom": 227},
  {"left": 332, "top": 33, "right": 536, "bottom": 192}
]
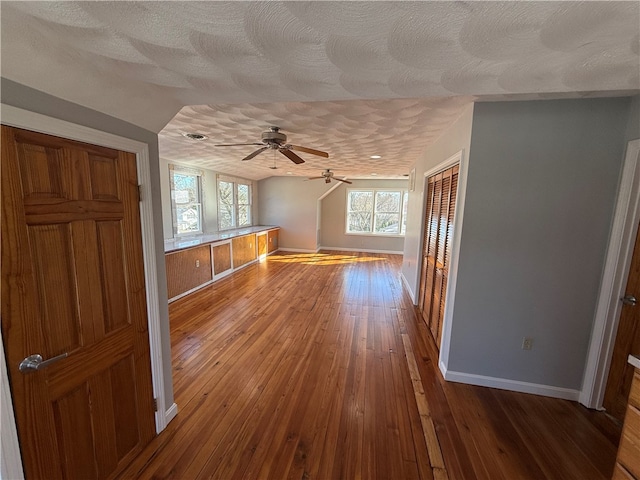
[
  {"left": 345, "top": 187, "right": 408, "bottom": 237},
  {"left": 217, "top": 175, "right": 253, "bottom": 231},
  {"left": 169, "top": 165, "right": 204, "bottom": 237}
]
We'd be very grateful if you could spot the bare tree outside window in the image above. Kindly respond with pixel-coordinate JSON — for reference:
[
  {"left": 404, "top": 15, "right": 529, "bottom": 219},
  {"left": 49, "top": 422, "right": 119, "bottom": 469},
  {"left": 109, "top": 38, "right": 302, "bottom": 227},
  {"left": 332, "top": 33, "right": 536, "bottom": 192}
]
[
  {"left": 218, "top": 180, "right": 234, "bottom": 230},
  {"left": 237, "top": 184, "right": 251, "bottom": 226},
  {"left": 171, "top": 169, "right": 203, "bottom": 235},
  {"left": 374, "top": 191, "right": 400, "bottom": 233},
  {"left": 346, "top": 188, "right": 407, "bottom": 236},
  {"left": 401, "top": 191, "right": 408, "bottom": 235},
  {"left": 347, "top": 191, "right": 373, "bottom": 233},
  {"left": 218, "top": 177, "right": 252, "bottom": 230}
]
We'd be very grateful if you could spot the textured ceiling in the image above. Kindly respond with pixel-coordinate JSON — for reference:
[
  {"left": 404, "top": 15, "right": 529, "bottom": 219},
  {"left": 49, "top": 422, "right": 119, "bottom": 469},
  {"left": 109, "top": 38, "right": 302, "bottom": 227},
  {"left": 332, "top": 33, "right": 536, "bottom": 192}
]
[
  {"left": 1, "top": 1, "right": 639, "bottom": 180},
  {"left": 159, "top": 97, "right": 474, "bottom": 179}
]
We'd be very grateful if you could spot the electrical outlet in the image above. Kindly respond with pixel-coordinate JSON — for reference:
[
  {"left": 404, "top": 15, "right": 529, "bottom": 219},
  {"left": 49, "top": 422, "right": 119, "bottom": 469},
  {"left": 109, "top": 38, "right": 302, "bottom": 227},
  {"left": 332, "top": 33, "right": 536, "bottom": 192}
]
[
  {"left": 195, "top": 260, "right": 200, "bottom": 268},
  {"left": 522, "top": 337, "right": 533, "bottom": 350}
]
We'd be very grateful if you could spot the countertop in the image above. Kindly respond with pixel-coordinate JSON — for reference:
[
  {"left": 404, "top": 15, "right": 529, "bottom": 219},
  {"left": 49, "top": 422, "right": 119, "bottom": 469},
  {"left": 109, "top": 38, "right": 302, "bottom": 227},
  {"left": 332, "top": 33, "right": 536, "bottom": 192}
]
[
  {"left": 164, "top": 226, "right": 278, "bottom": 253},
  {"left": 629, "top": 354, "right": 640, "bottom": 370}
]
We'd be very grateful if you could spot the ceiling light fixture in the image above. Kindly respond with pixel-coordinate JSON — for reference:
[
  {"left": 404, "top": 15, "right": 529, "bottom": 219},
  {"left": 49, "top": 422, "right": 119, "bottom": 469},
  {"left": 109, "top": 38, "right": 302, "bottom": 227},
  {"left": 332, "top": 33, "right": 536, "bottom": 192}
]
[
  {"left": 370, "top": 155, "right": 381, "bottom": 159},
  {"left": 182, "top": 133, "right": 208, "bottom": 141},
  {"left": 371, "top": 173, "right": 378, "bottom": 176}
]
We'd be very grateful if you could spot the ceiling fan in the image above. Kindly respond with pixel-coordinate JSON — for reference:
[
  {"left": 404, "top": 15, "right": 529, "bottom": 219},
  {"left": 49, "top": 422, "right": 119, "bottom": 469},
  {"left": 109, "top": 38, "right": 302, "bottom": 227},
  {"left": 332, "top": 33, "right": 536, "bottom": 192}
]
[
  {"left": 308, "top": 169, "right": 352, "bottom": 184},
  {"left": 214, "top": 126, "right": 328, "bottom": 164}
]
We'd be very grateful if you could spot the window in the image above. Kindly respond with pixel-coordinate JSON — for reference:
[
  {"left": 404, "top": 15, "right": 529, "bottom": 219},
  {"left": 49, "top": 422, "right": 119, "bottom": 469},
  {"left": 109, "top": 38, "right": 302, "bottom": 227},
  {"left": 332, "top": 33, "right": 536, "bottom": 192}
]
[
  {"left": 217, "top": 175, "right": 252, "bottom": 230},
  {"left": 346, "top": 189, "right": 408, "bottom": 236},
  {"left": 170, "top": 165, "right": 203, "bottom": 236}
]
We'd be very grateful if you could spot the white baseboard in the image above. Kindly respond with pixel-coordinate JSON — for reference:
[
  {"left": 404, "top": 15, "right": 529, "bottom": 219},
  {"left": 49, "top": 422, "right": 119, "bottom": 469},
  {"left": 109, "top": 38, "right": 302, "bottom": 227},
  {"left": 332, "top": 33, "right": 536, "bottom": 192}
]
[
  {"left": 440, "top": 361, "right": 581, "bottom": 401},
  {"left": 165, "top": 402, "right": 178, "bottom": 425},
  {"left": 277, "top": 248, "right": 318, "bottom": 253},
  {"left": 318, "top": 246, "right": 403, "bottom": 255},
  {"left": 401, "top": 272, "right": 416, "bottom": 304}
]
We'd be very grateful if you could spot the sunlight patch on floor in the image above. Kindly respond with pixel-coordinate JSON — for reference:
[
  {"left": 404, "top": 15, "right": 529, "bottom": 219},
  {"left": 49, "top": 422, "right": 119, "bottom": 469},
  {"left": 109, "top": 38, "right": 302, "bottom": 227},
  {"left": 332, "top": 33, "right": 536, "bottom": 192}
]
[{"left": 267, "top": 252, "right": 384, "bottom": 266}]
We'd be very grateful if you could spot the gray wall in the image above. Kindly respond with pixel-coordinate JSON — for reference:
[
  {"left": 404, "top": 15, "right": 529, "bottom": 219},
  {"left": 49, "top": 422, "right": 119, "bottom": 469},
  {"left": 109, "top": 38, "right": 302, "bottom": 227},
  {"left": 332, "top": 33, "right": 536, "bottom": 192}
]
[
  {"left": 1, "top": 78, "right": 174, "bottom": 407},
  {"left": 320, "top": 179, "right": 407, "bottom": 252},
  {"left": 625, "top": 95, "right": 640, "bottom": 142},
  {"left": 447, "top": 97, "right": 631, "bottom": 390},
  {"left": 258, "top": 176, "right": 334, "bottom": 251},
  {"left": 402, "top": 104, "right": 475, "bottom": 299}
]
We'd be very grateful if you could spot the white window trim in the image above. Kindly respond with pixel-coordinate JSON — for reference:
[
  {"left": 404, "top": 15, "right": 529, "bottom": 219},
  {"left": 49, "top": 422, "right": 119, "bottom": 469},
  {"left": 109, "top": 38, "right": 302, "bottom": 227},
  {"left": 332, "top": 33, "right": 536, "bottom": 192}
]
[
  {"left": 217, "top": 174, "right": 253, "bottom": 231},
  {"left": 345, "top": 187, "right": 408, "bottom": 237},
  {"left": 170, "top": 164, "right": 204, "bottom": 237}
]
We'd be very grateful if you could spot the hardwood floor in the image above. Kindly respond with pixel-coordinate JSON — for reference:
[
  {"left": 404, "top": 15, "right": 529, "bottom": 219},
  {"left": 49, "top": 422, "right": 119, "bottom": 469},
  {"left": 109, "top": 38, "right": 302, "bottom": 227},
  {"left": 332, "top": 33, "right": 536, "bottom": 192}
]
[{"left": 119, "top": 251, "right": 621, "bottom": 479}]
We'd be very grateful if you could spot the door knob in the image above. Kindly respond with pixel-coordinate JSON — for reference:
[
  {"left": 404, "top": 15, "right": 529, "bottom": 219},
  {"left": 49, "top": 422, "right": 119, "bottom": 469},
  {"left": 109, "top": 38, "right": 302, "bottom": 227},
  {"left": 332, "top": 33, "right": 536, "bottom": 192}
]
[
  {"left": 621, "top": 295, "right": 637, "bottom": 306},
  {"left": 19, "top": 352, "right": 68, "bottom": 373}
]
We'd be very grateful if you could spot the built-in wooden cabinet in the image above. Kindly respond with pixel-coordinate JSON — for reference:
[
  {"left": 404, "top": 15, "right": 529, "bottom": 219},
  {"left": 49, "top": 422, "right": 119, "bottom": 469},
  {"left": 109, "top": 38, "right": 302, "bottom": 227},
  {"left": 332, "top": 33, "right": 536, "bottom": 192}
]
[
  {"left": 268, "top": 229, "right": 279, "bottom": 253},
  {"left": 232, "top": 234, "right": 256, "bottom": 268},
  {"left": 165, "top": 228, "right": 279, "bottom": 302},
  {"left": 212, "top": 243, "right": 232, "bottom": 276},
  {"left": 165, "top": 245, "right": 212, "bottom": 299},
  {"left": 614, "top": 365, "right": 640, "bottom": 479},
  {"left": 257, "top": 232, "right": 267, "bottom": 258}
]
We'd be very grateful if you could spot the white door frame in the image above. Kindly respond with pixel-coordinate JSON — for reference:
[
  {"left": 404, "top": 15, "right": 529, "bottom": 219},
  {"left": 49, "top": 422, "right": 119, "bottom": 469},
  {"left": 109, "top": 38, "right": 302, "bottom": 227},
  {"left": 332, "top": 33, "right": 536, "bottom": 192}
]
[
  {"left": 0, "top": 104, "right": 171, "bottom": 479},
  {"left": 413, "top": 150, "right": 468, "bottom": 377},
  {"left": 581, "top": 139, "right": 640, "bottom": 408}
]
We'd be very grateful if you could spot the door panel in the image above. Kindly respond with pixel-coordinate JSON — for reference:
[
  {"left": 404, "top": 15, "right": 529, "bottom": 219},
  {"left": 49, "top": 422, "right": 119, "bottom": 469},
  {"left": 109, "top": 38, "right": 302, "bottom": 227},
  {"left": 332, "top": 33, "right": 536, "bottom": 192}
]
[
  {"left": 419, "top": 165, "right": 459, "bottom": 349},
  {"left": 604, "top": 221, "right": 640, "bottom": 421},
  {"left": 418, "top": 179, "right": 435, "bottom": 312},
  {"left": 1, "top": 126, "right": 155, "bottom": 479}
]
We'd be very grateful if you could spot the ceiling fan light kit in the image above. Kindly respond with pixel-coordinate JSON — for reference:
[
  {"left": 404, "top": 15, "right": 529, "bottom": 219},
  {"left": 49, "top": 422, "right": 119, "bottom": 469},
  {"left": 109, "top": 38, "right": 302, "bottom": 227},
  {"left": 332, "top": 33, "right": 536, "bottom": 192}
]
[
  {"left": 308, "top": 169, "right": 352, "bottom": 185},
  {"left": 214, "top": 126, "right": 328, "bottom": 165}
]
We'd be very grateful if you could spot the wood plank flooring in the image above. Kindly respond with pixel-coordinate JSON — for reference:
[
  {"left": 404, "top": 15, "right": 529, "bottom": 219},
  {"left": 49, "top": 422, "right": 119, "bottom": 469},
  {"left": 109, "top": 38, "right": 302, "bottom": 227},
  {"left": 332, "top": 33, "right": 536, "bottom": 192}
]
[{"left": 118, "top": 251, "right": 621, "bottom": 480}]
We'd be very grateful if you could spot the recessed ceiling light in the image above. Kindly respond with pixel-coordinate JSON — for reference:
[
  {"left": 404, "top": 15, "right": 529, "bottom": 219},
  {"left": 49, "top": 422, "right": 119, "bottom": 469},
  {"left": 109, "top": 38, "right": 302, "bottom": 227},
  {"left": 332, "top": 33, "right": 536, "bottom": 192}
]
[
  {"left": 182, "top": 133, "right": 208, "bottom": 141},
  {"left": 371, "top": 173, "right": 378, "bottom": 176},
  {"left": 287, "top": 172, "right": 293, "bottom": 175},
  {"left": 370, "top": 155, "right": 382, "bottom": 159}
]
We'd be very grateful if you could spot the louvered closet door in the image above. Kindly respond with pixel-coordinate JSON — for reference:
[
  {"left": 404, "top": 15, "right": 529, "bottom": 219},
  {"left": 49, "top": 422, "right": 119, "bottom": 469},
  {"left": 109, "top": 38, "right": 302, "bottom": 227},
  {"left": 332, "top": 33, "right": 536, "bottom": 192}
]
[{"left": 419, "top": 165, "right": 459, "bottom": 349}]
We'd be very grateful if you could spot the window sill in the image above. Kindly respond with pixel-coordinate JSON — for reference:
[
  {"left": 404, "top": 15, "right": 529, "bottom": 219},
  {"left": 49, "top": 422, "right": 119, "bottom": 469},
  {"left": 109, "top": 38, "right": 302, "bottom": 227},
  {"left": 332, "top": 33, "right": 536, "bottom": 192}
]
[{"left": 345, "top": 232, "right": 405, "bottom": 239}]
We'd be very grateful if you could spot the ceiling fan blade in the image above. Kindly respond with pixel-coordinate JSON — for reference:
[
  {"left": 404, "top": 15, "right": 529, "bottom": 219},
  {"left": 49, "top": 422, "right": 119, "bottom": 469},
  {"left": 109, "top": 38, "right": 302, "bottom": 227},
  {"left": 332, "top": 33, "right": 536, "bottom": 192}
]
[
  {"left": 279, "top": 148, "right": 305, "bottom": 164},
  {"left": 214, "top": 142, "right": 264, "bottom": 147},
  {"left": 335, "top": 177, "right": 353, "bottom": 184},
  {"left": 307, "top": 176, "right": 325, "bottom": 180},
  {"left": 242, "top": 146, "right": 269, "bottom": 161},
  {"left": 287, "top": 144, "right": 329, "bottom": 158}
]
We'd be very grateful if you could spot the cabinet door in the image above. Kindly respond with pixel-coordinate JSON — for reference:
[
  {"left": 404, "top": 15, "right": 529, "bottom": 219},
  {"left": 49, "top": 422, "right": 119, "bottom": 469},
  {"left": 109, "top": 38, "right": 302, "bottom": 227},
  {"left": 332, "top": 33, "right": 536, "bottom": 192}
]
[
  {"left": 257, "top": 233, "right": 267, "bottom": 257},
  {"left": 232, "top": 234, "right": 256, "bottom": 268},
  {"left": 212, "top": 243, "right": 232, "bottom": 276},
  {"left": 166, "top": 245, "right": 212, "bottom": 299},
  {"left": 268, "top": 229, "right": 279, "bottom": 253}
]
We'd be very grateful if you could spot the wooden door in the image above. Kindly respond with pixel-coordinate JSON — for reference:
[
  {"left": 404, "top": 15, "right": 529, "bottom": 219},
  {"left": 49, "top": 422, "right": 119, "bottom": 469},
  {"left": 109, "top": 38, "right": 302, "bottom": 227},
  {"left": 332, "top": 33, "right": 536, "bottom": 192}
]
[
  {"left": 418, "top": 165, "right": 459, "bottom": 349},
  {"left": 1, "top": 126, "right": 156, "bottom": 479},
  {"left": 604, "top": 221, "right": 640, "bottom": 422}
]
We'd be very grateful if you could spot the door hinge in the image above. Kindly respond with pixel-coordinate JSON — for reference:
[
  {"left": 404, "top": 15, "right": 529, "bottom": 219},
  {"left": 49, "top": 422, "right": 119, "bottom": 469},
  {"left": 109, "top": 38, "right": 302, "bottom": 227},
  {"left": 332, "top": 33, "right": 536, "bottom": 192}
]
[
  {"left": 137, "top": 185, "right": 143, "bottom": 202},
  {"left": 153, "top": 398, "right": 158, "bottom": 412}
]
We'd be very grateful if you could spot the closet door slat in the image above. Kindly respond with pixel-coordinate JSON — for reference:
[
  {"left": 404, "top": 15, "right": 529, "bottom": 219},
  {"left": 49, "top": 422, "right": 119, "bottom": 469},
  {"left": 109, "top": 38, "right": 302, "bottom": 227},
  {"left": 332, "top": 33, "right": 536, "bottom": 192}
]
[{"left": 419, "top": 165, "right": 459, "bottom": 350}]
